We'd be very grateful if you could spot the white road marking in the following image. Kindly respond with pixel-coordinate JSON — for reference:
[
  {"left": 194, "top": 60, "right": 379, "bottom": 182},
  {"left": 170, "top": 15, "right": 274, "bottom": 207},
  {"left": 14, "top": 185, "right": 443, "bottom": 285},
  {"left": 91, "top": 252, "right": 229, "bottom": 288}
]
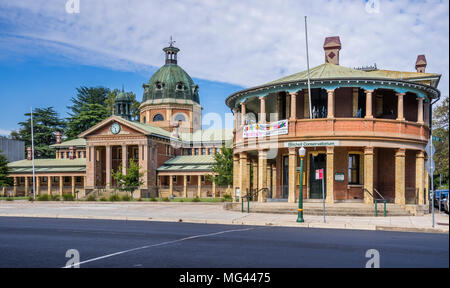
[{"left": 62, "top": 227, "right": 256, "bottom": 268}]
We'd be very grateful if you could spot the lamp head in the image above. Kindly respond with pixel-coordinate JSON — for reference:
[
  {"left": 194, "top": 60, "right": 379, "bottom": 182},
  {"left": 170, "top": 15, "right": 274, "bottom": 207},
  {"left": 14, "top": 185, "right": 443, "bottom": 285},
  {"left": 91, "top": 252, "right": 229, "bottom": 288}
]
[{"left": 299, "top": 146, "right": 306, "bottom": 157}]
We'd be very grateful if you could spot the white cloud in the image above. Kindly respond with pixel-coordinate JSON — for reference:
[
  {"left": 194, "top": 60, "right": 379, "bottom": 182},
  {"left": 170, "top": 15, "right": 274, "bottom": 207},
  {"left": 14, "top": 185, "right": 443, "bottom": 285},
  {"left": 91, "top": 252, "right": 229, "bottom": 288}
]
[
  {"left": 0, "top": 129, "right": 12, "bottom": 136},
  {"left": 0, "top": 0, "right": 448, "bottom": 98}
]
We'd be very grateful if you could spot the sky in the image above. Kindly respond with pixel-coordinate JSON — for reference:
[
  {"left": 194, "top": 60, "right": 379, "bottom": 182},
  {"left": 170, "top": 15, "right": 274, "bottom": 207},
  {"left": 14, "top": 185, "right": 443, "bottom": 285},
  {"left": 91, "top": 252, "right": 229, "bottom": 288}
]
[{"left": 0, "top": 0, "right": 448, "bottom": 135}]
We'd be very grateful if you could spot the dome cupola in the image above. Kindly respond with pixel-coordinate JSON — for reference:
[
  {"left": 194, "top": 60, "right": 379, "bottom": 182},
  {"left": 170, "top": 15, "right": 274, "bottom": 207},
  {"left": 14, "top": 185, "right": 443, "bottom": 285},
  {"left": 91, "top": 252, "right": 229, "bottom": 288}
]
[
  {"left": 114, "top": 86, "right": 132, "bottom": 120},
  {"left": 142, "top": 39, "right": 200, "bottom": 105}
]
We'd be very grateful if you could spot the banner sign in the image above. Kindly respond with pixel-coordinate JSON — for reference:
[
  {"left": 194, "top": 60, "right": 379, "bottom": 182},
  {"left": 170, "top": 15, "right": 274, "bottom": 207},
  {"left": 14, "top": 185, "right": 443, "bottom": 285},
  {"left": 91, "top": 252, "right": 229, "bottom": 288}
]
[
  {"left": 243, "top": 119, "right": 288, "bottom": 138},
  {"left": 284, "top": 140, "right": 340, "bottom": 148},
  {"left": 315, "top": 169, "right": 324, "bottom": 180}
]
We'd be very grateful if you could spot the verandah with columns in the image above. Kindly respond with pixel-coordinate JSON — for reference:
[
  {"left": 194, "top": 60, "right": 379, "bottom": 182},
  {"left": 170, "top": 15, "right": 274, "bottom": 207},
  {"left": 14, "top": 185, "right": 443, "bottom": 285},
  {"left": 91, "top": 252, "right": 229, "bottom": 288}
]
[
  {"left": 230, "top": 83, "right": 432, "bottom": 206},
  {"left": 232, "top": 146, "right": 428, "bottom": 206},
  {"left": 6, "top": 174, "right": 85, "bottom": 197}
]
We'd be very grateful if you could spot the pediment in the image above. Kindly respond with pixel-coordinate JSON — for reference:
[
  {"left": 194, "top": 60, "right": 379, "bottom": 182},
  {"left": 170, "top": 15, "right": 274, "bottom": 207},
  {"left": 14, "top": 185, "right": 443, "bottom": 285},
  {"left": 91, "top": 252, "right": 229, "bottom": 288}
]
[{"left": 78, "top": 116, "right": 148, "bottom": 138}]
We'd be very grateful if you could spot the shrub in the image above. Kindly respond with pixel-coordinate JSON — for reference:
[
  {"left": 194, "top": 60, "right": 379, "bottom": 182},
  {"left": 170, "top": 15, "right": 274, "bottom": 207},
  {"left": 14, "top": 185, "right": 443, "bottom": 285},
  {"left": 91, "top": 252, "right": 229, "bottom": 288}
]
[
  {"left": 109, "top": 194, "right": 120, "bottom": 202},
  {"left": 6, "top": 197, "right": 13, "bottom": 201},
  {"left": 137, "top": 198, "right": 142, "bottom": 202},
  {"left": 121, "top": 194, "right": 131, "bottom": 201},
  {"left": 149, "top": 197, "right": 157, "bottom": 202},
  {"left": 192, "top": 197, "right": 200, "bottom": 202},
  {"left": 62, "top": 194, "right": 74, "bottom": 201},
  {"left": 28, "top": 196, "right": 34, "bottom": 202},
  {"left": 179, "top": 199, "right": 184, "bottom": 202},
  {"left": 99, "top": 197, "right": 108, "bottom": 202},
  {"left": 222, "top": 194, "right": 232, "bottom": 202},
  {"left": 37, "top": 194, "right": 50, "bottom": 201},
  {"left": 51, "top": 195, "right": 60, "bottom": 201},
  {"left": 162, "top": 197, "right": 170, "bottom": 202},
  {"left": 86, "top": 194, "right": 97, "bottom": 202}
]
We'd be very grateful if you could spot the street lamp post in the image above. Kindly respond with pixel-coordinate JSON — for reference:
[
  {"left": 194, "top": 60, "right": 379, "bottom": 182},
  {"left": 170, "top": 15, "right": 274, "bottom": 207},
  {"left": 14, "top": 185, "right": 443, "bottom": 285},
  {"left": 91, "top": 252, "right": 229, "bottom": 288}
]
[{"left": 297, "top": 146, "right": 306, "bottom": 223}]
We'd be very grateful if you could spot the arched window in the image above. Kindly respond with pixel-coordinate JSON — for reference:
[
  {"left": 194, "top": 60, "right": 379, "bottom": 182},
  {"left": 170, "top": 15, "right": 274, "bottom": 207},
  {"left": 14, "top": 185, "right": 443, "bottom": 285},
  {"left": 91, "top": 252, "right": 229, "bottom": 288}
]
[
  {"left": 153, "top": 114, "right": 164, "bottom": 122},
  {"left": 174, "top": 113, "right": 186, "bottom": 122}
]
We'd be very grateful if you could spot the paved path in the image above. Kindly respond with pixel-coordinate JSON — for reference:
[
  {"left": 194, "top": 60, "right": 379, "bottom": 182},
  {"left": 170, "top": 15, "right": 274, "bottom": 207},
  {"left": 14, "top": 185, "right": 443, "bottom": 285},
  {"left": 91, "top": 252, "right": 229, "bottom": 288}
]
[
  {"left": 0, "top": 217, "right": 447, "bottom": 268},
  {"left": 0, "top": 201, "right": 448, "bottom": 233}
]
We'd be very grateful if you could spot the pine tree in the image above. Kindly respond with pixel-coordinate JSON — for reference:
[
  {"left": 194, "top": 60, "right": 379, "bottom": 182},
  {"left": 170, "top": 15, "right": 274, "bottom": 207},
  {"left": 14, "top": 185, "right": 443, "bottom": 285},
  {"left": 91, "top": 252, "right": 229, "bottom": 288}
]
[
  {"left": 66, "top": 104, "right": 110, "bottom": 139},
  {"left": 0, "top": 151, "right": 12, "bottom": 187},
  {"left": 16, "top": 107, "right": 65, "bottom": 159}
]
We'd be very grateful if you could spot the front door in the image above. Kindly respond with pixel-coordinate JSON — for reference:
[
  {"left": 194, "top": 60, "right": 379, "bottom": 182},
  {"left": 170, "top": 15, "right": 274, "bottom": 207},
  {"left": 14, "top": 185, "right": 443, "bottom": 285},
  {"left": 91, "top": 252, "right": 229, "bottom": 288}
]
[{"left": 309, "top": 153, "right": 326, "bottom": 199}]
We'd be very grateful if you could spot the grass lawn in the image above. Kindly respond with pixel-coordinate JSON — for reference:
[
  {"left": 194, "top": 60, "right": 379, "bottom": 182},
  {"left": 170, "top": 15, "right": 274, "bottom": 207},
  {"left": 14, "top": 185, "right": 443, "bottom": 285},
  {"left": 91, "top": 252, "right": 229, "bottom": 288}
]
[{"left": 0, "top": 197, "right": 29, "bottom": 201}]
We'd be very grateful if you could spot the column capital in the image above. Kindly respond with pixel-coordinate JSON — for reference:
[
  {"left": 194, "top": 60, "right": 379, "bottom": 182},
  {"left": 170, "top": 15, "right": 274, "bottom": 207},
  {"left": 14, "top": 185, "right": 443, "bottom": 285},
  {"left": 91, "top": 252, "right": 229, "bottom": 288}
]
[
  {"left": 326, "top": 146, "right": 334, "bottom": 154},
  {"left": 396, "top": 92, "right": 406, "bottom": 97},
  {"left": 395, "top": 148, "right": 406, "bottom": 157},
  {"left": 364, "top": 147, "right": 374, "bottom": 155},
  {"left": 259, "top": 96, "right": 267, "bottom": 100},
  {"left": 364, "top": 90, "right": 375, "bottom": 94},
  {"left": 289, "top": 91, "right": 298, "bottom": 96},
  {"left": 326, "top": 89, "right": 335, "bottom": 93},
  {"left": 416, "top": 151, "right": 425, "bottom": 158},
  {"left": 288, "top": 147, "right": 296, "bottom": 154},
  {"left": 239, "top": 152, "right": 247, "bottom": 159}
]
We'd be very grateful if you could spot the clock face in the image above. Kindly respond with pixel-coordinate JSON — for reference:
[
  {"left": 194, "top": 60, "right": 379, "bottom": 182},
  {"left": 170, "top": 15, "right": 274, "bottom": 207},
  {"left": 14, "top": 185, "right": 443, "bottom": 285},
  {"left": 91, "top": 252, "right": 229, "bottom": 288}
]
[{"left": 110, "top": 123, "right": 121, "bottom": 135}]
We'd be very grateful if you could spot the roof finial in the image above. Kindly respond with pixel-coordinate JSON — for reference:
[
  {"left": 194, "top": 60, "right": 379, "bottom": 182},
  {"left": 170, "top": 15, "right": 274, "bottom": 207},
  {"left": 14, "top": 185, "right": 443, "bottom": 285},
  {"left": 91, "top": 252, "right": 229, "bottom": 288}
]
[{"left": 169, "top": 36, "right": 176, "bottom": 47}]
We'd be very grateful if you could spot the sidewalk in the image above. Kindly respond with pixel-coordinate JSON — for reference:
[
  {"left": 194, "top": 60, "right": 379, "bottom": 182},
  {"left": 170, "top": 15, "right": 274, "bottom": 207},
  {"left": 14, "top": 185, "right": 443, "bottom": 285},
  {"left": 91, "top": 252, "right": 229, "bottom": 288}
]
[{"left": 0, "top": 201, "right": 448, "bottom": 233}]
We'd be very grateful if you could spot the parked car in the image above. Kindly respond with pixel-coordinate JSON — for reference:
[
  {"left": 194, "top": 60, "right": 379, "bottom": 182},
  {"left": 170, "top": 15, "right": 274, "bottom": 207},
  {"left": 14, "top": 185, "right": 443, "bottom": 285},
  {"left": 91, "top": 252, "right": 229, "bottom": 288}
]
[
  {"left": 434, "top": 190, "right": 449, "bottom": 208},
  {"left": 443, "top": 197, "right": 449, "bottom": 214}
]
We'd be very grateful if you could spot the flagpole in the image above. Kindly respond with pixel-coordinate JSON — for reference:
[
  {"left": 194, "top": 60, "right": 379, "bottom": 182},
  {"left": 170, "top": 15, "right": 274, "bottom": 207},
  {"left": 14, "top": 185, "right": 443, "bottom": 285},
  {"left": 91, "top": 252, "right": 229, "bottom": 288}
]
[
  {"left": 31, "top": 107, "right": 36, "bottom": 200},
  {"left": 304, "top": 16, "right": 313, "bottom": 119}
]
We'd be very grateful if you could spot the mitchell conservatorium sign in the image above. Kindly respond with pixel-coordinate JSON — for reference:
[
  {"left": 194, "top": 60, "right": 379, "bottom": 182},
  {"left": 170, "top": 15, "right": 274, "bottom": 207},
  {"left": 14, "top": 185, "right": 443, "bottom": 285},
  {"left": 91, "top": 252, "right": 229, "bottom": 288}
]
[
  {"left": 243, "top": 120, "right": 288, "bottom": 138},
  {"left": 284, "top": 140, "right": 340, "bottom": 147}
]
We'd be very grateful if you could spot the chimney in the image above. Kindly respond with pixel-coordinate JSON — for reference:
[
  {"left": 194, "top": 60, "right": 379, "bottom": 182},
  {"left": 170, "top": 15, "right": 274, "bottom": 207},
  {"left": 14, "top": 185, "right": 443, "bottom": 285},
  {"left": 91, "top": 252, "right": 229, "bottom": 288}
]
[
  {"left": 415, "top": 55, "right": 427, "bottom": 73},
  {"left": 27, "top": 147, "right": 32, "bottom": 160},
  {"left": 55, "top": 131, "right": 62, "bottom": 144},
  {"left": 323, "top": 36, "right": 341, "bottom": 65}
]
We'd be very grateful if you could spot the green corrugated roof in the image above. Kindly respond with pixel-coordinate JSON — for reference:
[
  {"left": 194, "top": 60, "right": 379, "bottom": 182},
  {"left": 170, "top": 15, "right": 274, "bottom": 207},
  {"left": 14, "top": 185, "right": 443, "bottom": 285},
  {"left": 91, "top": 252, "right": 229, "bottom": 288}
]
[
  {"left": 121, "top": 118, "right": 173, "bottom": 138},
  {"left": 157, "top": 155, "right": 216, "bottom": 172},
  {"left": 266, "top": 63, "right": 440, "bottom": 85},
  {"left": 179, "top": 129, "right": 234, "bottom": 144},
  {"left": 8, "top": 158, "right": 86, "bottom": 174},
  {"left": 50, "top": 138, "right": 86, "bottom": 148}
]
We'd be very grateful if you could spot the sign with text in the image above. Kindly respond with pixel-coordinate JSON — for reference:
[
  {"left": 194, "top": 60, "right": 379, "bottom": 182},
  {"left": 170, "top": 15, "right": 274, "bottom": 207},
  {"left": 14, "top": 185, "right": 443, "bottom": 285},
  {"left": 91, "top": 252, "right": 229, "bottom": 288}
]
[
  {"left": 285, "top": 140, "right": 340, "bottom": 148},
  {"left": 243, "top": 120, "right": 288, "bottom": 138},
  {"left": 315, "top": 169, "right": 324, "bottom": 180}
]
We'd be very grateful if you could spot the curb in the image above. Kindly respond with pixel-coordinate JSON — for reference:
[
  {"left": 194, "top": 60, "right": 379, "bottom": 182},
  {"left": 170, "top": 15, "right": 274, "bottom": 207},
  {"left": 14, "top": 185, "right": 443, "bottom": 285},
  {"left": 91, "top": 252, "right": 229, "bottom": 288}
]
[{"left": 0, "top": 213, "right": 447, "bottom": 234}]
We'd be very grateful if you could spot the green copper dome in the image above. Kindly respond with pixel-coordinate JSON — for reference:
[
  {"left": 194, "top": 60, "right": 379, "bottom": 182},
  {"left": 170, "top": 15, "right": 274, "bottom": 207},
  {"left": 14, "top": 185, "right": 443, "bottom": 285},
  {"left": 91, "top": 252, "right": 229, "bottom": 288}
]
[{"left": 142, "top": 45, "right": 199, "bottom": 104}]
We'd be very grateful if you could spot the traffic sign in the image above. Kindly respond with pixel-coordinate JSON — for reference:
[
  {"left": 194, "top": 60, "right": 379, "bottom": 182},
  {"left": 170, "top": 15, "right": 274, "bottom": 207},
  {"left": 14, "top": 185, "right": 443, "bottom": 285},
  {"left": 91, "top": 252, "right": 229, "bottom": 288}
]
[
  {"left": 432, "top": 136, "right": 441, "bottom": 142},
  {"left": 426, "top": 158, "right": 435, "bottom": 175},
  {"left": 425, "top": 139, "right": 435, "bottom": 157}
]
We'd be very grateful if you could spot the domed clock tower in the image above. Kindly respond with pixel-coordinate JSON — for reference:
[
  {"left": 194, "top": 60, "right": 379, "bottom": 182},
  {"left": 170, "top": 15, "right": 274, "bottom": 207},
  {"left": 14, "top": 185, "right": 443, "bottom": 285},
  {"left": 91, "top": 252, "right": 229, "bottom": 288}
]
[{"left": 140, "top": 41, "right": 202, "bottom": 133}]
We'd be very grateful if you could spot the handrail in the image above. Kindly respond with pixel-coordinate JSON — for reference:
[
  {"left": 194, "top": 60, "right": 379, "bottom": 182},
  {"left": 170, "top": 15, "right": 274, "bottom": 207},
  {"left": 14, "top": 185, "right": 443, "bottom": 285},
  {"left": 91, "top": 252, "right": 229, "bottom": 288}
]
[{"left": 364, "top": 188, "right": 386, "bottom": 217}]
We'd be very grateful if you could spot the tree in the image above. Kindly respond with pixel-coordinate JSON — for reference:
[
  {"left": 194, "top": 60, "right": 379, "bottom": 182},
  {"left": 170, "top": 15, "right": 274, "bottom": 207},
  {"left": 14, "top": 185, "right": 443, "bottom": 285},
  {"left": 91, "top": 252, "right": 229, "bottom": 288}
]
[
  {"left": 111, "top": 159, "right": 145, "bottom": 196},
  {"left": 105, "top": 88, "right": 141, "bottom": 120},
  {"left": 0, "top": 151, "right": 12, "bottom": 187},
  {"left": 67, "top": 86, "right": 110, "bottom": 117},
  {"left": 15, "top": 107, "right": 65, "bottom": 159},
  {"left": 66, "top": 104, "right": 110, "bottom": 139},
  {"left": 432, "top": 96, "right": 449, "bottom": 187},
  {"left": 209, "top": 147, "right": 233, "bottom": 186}
]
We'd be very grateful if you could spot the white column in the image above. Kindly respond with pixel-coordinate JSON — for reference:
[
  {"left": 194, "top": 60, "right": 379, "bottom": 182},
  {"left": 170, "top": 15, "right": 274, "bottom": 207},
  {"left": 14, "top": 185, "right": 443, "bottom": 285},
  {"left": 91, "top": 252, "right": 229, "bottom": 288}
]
[
  {"left": 396, "top": 93, "right": 405, "bottom": 121},
  {"left": 417, "top": 98, "right": 424, "bottom": 124}
]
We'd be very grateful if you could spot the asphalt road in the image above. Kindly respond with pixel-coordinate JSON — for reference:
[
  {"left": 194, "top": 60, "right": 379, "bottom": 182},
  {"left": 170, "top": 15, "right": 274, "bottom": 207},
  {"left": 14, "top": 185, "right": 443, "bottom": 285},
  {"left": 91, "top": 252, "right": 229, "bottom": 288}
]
[{"left": 0, "top": 217, "right": 447, "bottom": 268}]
